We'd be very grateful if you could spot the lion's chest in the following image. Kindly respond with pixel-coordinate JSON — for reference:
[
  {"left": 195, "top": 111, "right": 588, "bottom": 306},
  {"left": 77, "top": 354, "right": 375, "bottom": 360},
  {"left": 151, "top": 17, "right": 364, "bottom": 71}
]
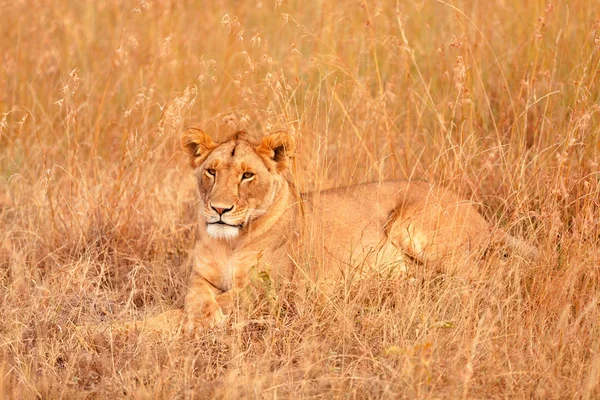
[{"left": 194, "top": 243, "right": 262, "bottom": 292}]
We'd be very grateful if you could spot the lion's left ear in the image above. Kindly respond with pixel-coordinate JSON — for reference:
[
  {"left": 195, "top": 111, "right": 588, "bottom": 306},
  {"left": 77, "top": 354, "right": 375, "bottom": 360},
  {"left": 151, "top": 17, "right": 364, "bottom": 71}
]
[
  {"left": 256, "top": 131, "right": 295, "bottom": 172},
  {"left": 180, "top": 127, "right": 217, "bottom": 168}
]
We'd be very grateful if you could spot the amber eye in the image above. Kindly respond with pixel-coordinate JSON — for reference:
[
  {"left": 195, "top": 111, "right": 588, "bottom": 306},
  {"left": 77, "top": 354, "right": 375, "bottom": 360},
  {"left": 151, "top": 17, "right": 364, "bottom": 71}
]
[
  {"left": 205, "top": 168, "right": 216, "bottom": 177},
  {"left": 242, "top": 172, "right": 255, "bottom": 180}
]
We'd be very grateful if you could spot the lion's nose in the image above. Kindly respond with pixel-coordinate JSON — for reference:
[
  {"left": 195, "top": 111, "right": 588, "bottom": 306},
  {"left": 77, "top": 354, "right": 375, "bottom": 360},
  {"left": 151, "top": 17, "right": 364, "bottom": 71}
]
[{"left": 211, "top": 204, "right": 234, "bottom": 215}]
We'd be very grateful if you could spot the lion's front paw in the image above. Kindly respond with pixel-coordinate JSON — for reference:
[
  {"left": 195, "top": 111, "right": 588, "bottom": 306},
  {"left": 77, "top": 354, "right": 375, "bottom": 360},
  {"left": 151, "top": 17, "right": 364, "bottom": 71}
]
[{"left": 185, "top": 303, "right": 228, "bottom": 333}]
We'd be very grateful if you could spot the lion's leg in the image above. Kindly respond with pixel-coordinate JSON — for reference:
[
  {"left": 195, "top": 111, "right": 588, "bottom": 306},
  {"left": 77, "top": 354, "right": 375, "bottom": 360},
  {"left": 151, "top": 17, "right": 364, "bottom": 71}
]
[
  {"left": 185, "top": 271, "right": 227, "bottom": 330},
  {"left": 215, "top": 291, "right": 236, "bottom": 315},
  {"left": 214, "top": 269, "right": 252, "bottom": 315},
  {"left": 387, "top": 199, "right": 492, "bottom": 275},
  {"left": 387, "top": 211, "right": 442, "bottom": 264}
]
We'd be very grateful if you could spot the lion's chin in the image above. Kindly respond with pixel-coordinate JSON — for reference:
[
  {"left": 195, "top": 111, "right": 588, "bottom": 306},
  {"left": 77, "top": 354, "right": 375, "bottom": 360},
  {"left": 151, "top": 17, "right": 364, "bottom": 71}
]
[{"left": 206, "top": 223, "right": 240, "bottom": 240}]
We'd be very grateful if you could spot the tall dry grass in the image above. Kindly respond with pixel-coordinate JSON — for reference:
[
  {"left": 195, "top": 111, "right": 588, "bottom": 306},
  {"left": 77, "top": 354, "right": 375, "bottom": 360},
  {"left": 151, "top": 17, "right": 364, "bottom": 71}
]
[{"left": 1, "top": 0, "right": 599, "bottom": 398}]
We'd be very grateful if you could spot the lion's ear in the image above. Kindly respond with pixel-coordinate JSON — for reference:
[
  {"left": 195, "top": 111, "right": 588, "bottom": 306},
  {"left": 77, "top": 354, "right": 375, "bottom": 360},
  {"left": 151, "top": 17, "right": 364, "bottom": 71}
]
[
  {"left": 256, "top": 131, "right": 295, "bottom": 172},
  {"left": 180, "top": 127, "right": 217, "bottom": 168}
]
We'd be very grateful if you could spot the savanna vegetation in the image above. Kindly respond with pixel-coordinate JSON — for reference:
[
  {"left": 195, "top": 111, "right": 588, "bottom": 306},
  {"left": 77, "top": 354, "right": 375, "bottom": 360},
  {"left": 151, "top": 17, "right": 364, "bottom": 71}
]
[{"left": 1, "top": 0, "right": 599, "bottom": 398}]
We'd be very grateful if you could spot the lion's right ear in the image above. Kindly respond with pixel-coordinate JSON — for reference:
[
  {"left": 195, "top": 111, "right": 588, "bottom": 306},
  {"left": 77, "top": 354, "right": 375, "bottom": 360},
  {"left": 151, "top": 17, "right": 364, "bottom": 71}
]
[
  {"left": 180, "top": 127, "right": 217, "bottom": 168},
  {"left": 256, "top": 131, "right": 296, "bottom": 172}
]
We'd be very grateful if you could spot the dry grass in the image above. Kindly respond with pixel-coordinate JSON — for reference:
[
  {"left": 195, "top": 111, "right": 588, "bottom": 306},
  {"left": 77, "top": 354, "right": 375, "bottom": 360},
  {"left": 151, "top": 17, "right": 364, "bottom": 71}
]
[{"left": 1, "top": 0, "right": 599, "bottom": 398}]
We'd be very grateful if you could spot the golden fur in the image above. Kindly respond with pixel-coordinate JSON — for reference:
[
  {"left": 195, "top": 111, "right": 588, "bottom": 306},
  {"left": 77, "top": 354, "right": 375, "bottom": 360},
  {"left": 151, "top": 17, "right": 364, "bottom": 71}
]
[{"left": 180, "top": 128, "right": 536, "bottom": 329}]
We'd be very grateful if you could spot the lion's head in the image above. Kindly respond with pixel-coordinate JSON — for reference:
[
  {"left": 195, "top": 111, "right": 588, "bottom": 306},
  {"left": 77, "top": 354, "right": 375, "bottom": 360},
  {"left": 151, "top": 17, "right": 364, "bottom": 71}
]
[{"left": 180, "top": 128, "right": 295, "bottom": 240}]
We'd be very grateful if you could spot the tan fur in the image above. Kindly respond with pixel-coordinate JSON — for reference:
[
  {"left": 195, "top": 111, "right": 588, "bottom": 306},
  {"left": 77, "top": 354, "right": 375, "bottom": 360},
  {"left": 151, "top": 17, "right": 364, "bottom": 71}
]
[{"left": 180, "top": 128, "right": 536, "bottom": 329}]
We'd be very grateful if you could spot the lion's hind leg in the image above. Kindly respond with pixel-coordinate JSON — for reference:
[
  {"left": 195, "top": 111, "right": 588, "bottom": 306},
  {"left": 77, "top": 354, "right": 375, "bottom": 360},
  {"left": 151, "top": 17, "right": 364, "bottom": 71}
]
[{"left": 385, "top": 191, "right": 493, "bottom": 276}]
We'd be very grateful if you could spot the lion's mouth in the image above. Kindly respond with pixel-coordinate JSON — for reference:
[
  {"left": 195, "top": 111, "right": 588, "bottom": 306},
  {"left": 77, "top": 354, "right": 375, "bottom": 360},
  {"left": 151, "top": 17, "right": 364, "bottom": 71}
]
[
  {"left": 208, "top": 221, "right": 244, "bottom": 228},
  {"left": 206, "top": 220, "right": 244, "bottom": 240}
]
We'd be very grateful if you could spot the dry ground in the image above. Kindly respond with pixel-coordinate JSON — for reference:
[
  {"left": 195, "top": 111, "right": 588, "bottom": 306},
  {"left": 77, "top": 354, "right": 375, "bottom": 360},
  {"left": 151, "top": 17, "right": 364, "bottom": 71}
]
[{"left": 1, "top": 0, "right": 599, "bottom": 398}]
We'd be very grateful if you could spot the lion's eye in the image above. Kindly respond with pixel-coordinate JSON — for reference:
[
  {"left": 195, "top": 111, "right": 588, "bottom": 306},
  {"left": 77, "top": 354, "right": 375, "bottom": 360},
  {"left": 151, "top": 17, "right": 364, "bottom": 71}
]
[
  {"left": 205, "top": 168, "right": 216, "bottom": 177},
  {"left": 242, "top": 172, "right": 255, "bottom": 180}
]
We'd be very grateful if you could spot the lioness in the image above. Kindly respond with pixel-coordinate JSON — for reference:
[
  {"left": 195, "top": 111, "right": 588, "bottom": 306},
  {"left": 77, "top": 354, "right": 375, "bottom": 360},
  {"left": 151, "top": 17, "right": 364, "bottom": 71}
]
[{"left": 180, "top": 128, "right": 536, "bottom": 329}]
